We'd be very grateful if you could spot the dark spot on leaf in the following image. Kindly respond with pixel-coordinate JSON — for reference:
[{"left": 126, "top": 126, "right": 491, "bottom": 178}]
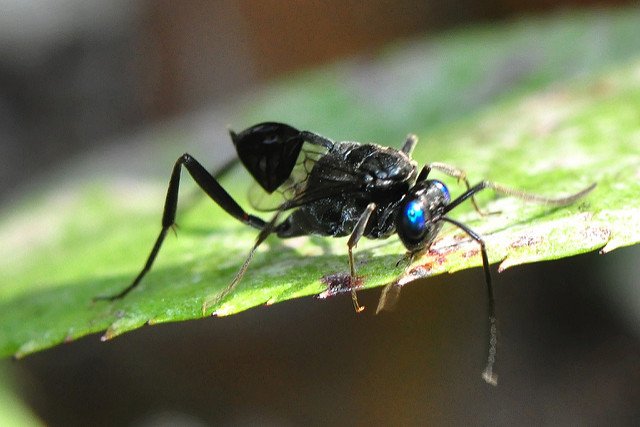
[
  {"left": 582, "top": 226, "right": 611, "bottom": 242},
  {"left": 417, "top": 247, "right": 449, "bottom": 267},
  {"left": 317, "top": 272, "right": 364, "bottom": 299},
  {"left": 435, "top": 255, "right": 448, "bottom": 265},
  {"left": 408, "top": 265, "right": 429, "bottom": 278},
  {"left": 452, "top": 234, "right": 465, "bottom": 242},
  {"left": 510, "top": 235, "right": 543, "bottom": 248},
  {"left": 463, "top": 248, "right": 479, "bottom": 258},
  {"left": 422, "top": 249, "right": 447, "bottom": 266}
]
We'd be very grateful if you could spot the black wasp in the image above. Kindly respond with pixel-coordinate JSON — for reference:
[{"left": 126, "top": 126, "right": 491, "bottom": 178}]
[{"left": 98, "top": 122, "right": 595, "bottom": 385}]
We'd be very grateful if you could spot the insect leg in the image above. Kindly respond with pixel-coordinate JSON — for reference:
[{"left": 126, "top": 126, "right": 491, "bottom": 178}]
[
  {"left": 442, "top": 181, "right": 596, "bottom": 216},
  {"left": 427, "top": 163, "right": 493, "bottom": 216},
  {"left": 440, "top": 216, "right": 498, "bottom": 386},
  {"left": 401, "top": 134, "right": 418, "bottom": 156},
  {"left": 95, "top": 153, "right": 267, "bottom": 301},
  {"left": 346, "top": 203, "right": 377, "bottom": 313},
  {"left": 202, "top": 210, "right": 283, "bottom": 314}
]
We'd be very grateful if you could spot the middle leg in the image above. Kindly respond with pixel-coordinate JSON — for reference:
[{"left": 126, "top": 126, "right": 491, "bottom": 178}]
[{"left": 346, "top": 203, "right": 377, "bottom": 313}]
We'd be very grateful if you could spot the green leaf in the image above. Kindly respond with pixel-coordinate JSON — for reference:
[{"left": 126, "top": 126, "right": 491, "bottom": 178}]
[{"left": 2, "top": 9, "right": 640, "bottom": 358}]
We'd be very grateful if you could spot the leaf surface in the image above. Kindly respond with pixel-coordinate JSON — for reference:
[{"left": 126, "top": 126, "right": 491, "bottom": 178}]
[{"left": 1, "top": 10, "right": 640, "bottom": 358}]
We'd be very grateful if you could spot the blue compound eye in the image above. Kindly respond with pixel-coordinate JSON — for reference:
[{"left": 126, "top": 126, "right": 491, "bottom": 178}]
[
  {"left": 432, "top": 180, "right": 450, "bottom": 203},
  {"left": 401, "top": 199, "right": 427, "bottom": 240},
  {"left": 405, "top": 200, "right": 425, "bottom": 228}
]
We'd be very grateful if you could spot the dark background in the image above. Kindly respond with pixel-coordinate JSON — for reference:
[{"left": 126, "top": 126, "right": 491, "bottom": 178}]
[
  {"left": 1, "top": 1, "right": 639, "bottom": 425},
  {"left": 0, "top": 0, "right": 633, "bottom": 203}
]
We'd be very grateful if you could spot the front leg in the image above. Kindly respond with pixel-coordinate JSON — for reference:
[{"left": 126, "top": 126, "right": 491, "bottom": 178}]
[
  {"left": 440, "top": 216, "right": 497, "bottom": 386},
  {"left": 346, "top": 203, "right": 376, "bottom": 313}
]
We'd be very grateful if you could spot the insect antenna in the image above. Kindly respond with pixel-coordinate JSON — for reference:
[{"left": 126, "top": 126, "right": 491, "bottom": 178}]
[
  {"left": 443, "top": 181, "right": 596, "bottom": 215},
  {"left": 483, "top": 181, "right": 596, "bottom": 205}
]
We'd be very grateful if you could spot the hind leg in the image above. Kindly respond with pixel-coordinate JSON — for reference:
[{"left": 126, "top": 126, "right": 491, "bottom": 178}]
[{"left": 95, "top": 153, "right": 267, "bottom": 301}]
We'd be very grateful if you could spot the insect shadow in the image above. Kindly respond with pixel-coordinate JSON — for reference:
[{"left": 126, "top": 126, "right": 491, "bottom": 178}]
[{"left": 95, "top": 122, "right": 595, "bottom": 385}]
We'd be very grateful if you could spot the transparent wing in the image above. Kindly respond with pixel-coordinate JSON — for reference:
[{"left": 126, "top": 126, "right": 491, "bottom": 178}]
[
  {"left": 247, "top": 141, "right": 374, "bottom": 212},
  {"left": 247, "top": 142, "right": 329, "bottom": 212}
]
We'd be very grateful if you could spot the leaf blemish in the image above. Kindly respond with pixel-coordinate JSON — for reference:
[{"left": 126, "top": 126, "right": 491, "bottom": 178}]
[
  {"left": 463, "top": 248, "right": 480, "bottom": 258},
  {"left": 510, "top": 235, "right": 544, "bottom": 248},
  {"left": 583, "top": 225, "right": 611, "bottom": 243},
  {"left": 317, "top": 272, "right": 364, "bottom": 299}
]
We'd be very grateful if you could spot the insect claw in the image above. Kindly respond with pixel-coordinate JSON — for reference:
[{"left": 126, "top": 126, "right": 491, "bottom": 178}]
[
  {"left": 395, "top": 251, "right": 416, "bottom": 268},
  {"left": 351, "top": 292, "right": 365, "bottom": 313},
  {"left": 202, "top": 287, "right": 231, "bottom": 316},
  {"left": 395, "top": 255, "right": 408, "bottom": 268},
  {"left": 482, "top": 369, "right": 498, "bottom": 386},
  {"left": 349, "top": 276, "right": 365, "bottom": 313}
]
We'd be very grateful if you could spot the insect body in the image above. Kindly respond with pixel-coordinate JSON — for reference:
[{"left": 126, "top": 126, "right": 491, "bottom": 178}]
[{"left": 97, "top": 122, "right": 595, "bottom": 385}]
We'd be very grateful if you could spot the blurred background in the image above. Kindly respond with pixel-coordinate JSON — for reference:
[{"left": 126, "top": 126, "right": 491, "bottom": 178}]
[
  {"left": 1, "top": 0, "right": 636, "bottom": 204},
  {"left": 1, "top": 0, "right": 639, "bottom": 425}
]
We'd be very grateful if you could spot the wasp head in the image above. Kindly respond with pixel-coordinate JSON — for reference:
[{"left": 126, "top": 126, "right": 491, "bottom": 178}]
[{"left": 396, "top": 180, "right": 450, "bottom": 252}]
